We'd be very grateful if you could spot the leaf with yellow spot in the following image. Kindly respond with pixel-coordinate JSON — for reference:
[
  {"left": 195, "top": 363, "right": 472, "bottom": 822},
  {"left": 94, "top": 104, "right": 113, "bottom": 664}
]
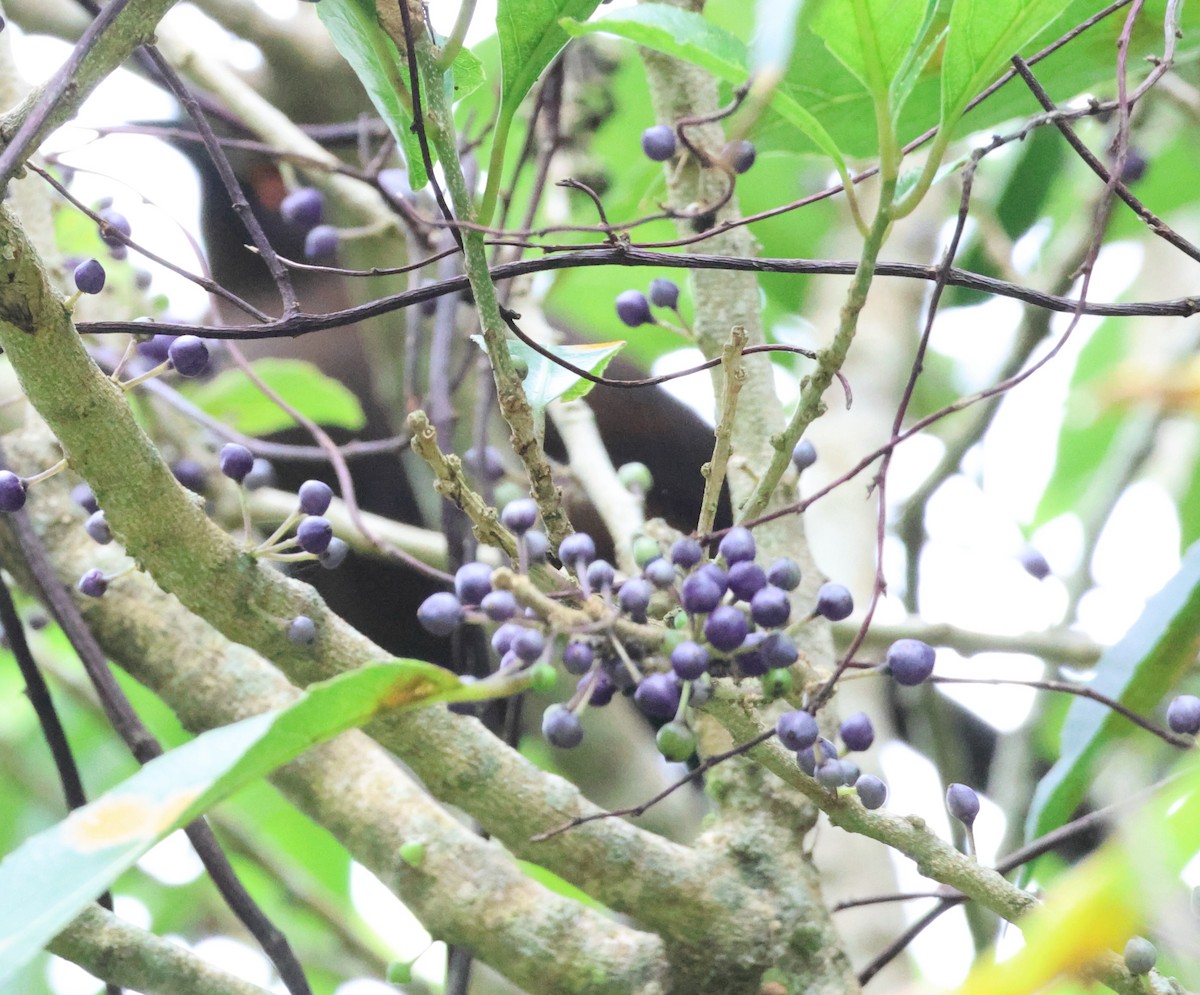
[{"left": 0, "top": 660, "right": 523, "bottom": 986}]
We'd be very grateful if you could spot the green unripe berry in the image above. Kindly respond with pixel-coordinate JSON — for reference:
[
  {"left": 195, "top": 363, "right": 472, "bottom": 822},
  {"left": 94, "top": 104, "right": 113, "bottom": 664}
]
[
  {"left": 494, "top": 481, "right": 524, "bottom": 511},
  {"left": 617, "top": 461, "right": 653, "bottom": 493},
  {"left": 656, "top": 720, "right": 696, "bottom": 762},
  {"left": 529, "top": 661, "right": 558, "bottom": 693},
  {"left": 762, "top": 668, "right": 794, "bottom": 698},
  {"left": 632, "top": 534, "right": 662, "bottom": 569},
  {"left": 399, "top": 841, "right": 426, "bottom": 867},
  {"left": 1123, "top": 936, "right": 1156, "bottom": 975},
  {"left": 512, "top": 356, "right": 530, "bottom": 380}
]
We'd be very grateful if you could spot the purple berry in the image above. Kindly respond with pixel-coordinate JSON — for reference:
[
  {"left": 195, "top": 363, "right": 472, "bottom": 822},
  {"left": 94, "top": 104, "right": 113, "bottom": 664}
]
[
  {"left": 670, "top": 640, "right": 709, "bottom": 680},
  {"left": 1167, "top": 694, "right": 1200, "bottom": 735},
  {"left": 680, "top": 572, "right": 723, "bottom": 614},
  {"left": 280, "top": 187, "right": 324, "bottom": 227},
  {"left": 137, "top": 334, "right": 172, "bottom": 364},
  {"left": 77, "top": 568, "right": 107, "bottom": 598},
  {"left": 318, "top": 537, "right": 349, "bottom": 570},
  {"left": 750, "top": 585, "right": 790, "bottom": 628},
  {"left": 84, "top": 510, "right": 112, "bottom": 545},
  {"left": 501, "top": 498, "right": 538, "bottom": 534},
  {"left": 644, "top": 557, "right": 677, "bottom": 589},
  {"left": 559, "top": 532, "right": 596, "bottom": 568},
  {"left": 648, "top": 278, "right": 680, "bottom": 309},
  {"left": 296, "top": 516, "right": 333, "bottom": 554},
  {"left": 586, "top": 559, "right": 615, "bottom": 592},
  {"left": 886, "top": 638, "right": 936, "bottom": 686},
  {"left": 1124, "top": 937, "right": 1157, "bottom": 975},
  {"left": 1019, "top": 548, "right": 1051, "bottom": 580},
  {"left": 243, "top": 458, "right": 276, "bottom": 491},
  {"left": 718, "top": 526, "right": 756, "bottom": 565},
  {"left": 0, "top": 471, "right": 26, "bottom": 512},
  {"left": 98, "top": 208, "right": 130, "bottom": 246},
  {"left": 562, "top": 640, "right": 595, "bottom": 675},
  {"left": 304, "top": 224, "right": 339, "bottom": 260},
  {"left": 946, "top": 783, "right": 980, "bottom": 825},
  {"left": 840, "top": 760, "right": 861, "bottom": 786},
  {"left": 725, "top": 140, "right": 756, "bottom": 174},
  {"left": 776, "top": 710, "right": 818, "bottom": 751},
  {"left": 767, "top": 557, "right": 801, "bottom": 591},
  {"left": 172, "top": 458, "right": 208, "bottom": 494},
  {"left": 71, "top": 483, "right": 99, "bottom": 514},
  {"left": 418, "top": 592, "right": 463, "bottom": 636},
  {"left": 839, "top": 712, "right": 874, "bottom": 752},
  {"left": 856, "top": 775, "right": 887, "bottom": 810},
  {"left": 697, "top": 563, "right": 729, "bottom": 597},
  {"left": 298, "top": 479, "right": 334, "bottom": 516},
  {"left": 796, "top": 747, "right": 817, "bottom": 776},
  {"left": 641, "top": 125, "right": 677, "bottom": 162},
  {"left": 634, "top": 673, "right": 682, "bottom": 719},
  {"left": 618, "top": 578, "right": 653, "bottom": 620},
  {"left": 761, "top": 632, "right": 798, "bottom": 669},
  {"left": 480, "top": 590, "right": 518, "bottom": 622},
  {"left": 287, "top": 615, "right": 317, "bottom": 645},
  {"left": 615, "top": 290, "right": 654, "bottom": 328},
  {"left": 454, "top": 562, "right": 493, "bottom": 605},
  {"left": 542, "top": 704, "right": 583, "bottom": 748},
  {"left": 670, "top": 538, "right": 703, "bottom": 569},
  {"left": 704, "top": 605, "right": 748, "bottom": 652},
  {"left": 525, "top": 530, "right": 550, "bottom": 562},
  {"left": 1119, "top": 150, "right": 1148, "bottom": 184},
  {"left": 581, "top": 669, "right": 617, "bottom": 707},
  {"left": 727, "top": 561, "right": 767, "bottom": 602},
  {"left": 815, "top": 582, "right": 853, "bottom": 621},
  {"left": 491, "top": 622, "right": 521, "bottom": 656},
  {"left": 816, "top": 737, "right": 838, "bottom": 761},
  {"left": 816, "top": 760, "right": 845, "bottom": 789},
  {"left": 735, "top": 632, "right": 769, "bottom": 676},
  {"left": 511, "top": 627, "right": 546, "bottom": 662},
  {"left": 791, "top": 439, "right": 817, "bottom": 472},
  {"left": 73, "top": 258, "right": 106, "bottom": 295},
  {"left": 464, "top": 446, "right": 505, "bottom": 482},
  {"left": 219, "top": 443, "right": 255, "bottom": 483},
  {"left": 167, "top": 336, "right": 209, "bottom": 377}
]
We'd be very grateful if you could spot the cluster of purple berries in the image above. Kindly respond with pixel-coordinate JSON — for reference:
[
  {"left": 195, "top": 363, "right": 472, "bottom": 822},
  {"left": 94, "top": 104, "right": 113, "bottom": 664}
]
[
  {"left": 280, "top": 186, "right": 338, "bottom": 261},
  {"left": 640, "top": 125, "right": 757, "bottom": 176},
  {"left": 416, "top": 493, "right": 874, "bottom": 758},
  {"left": 615, "top": 278, "right": 681, "bottom": 328}
]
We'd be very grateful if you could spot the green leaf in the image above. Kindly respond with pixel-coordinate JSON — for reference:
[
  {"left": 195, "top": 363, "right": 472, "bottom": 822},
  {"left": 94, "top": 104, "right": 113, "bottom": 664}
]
[
  {"left": 184, "top": 359, "right": 367, "bottom": 436},
  {"left": 0, "top": 661, "right": 518, "bottom": 986},
  {"left": 561, "top": 5, "right": 849, "bottom": 176},
  {"left": 1025, "top": 540, "right": 1200, "bottom": 845},
  {"left": 940, "top": 0, "right": 1070, "bottom": 127},
  {"left": 472, "top": 336, "right": 624, "bottom": 410},
  {"left": 317, "top": 0, "right": 428, "bottom": 189},
  {"left": 498, "top": 0, "right": 602, "bottom": 114},
  {"left": 810, "top": 0, "right": 931, "bottom": 105}
]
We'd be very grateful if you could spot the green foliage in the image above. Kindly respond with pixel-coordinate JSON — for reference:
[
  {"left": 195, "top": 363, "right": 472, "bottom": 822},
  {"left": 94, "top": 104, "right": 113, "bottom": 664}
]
[
  {"left": 471, "top": 335, "right": 624, "bottom": 411},
  {"left": 184, "top": 358, "right": 367, "bottom": 435},
  {"left": 0, "top": 660, "right": 494, "bottom": 986}
]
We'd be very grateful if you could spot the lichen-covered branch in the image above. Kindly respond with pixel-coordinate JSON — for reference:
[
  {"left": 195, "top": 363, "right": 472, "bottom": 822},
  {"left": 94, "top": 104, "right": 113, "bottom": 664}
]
[{"left": 50, "top": 905, "right": 276, "bottom": 995}]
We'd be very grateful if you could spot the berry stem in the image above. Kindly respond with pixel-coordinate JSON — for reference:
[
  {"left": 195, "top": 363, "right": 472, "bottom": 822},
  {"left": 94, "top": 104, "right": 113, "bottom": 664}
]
[
  {"left": 673, "top": 681, "right": 693, "bottom": 723},
  {"left": 21, "top": 457, "right": 68, "bottom": 486},
  {"left": 107, "top": 337, "right": 138, "bottom": 383},
  {"left": 119, "top": 359, "right": 170, "bottom": 392},
  {"left": 255, "top": 510, "right": 301, "bottom": 553}
]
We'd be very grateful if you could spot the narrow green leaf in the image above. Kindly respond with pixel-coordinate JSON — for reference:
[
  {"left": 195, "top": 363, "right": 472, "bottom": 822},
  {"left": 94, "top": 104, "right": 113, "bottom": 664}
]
[
  {"left": 471, "top": 336, "right": 625, "bottom": 410},
  {"left": 1025, "top": 540, "right": 1200, "bottom": 844},
  {"left": 498, "top": 0, "right": 602, "bottom": 113},
  {"left": 317, "top": 0, "right": 428, "bottom": 189},
  {"left": 810, "top": 0, "right": 929, "bottom": 104},
  {"left": 184, "top": 358, "right": 367, "bottom": 436},
  {"left": 940, "top": 0, "right": 1070, "bottom": 127},
  {"left": 0, "top": 661, "right": 518, "bottom": 986},
  {"left": 562, "top": 5, "right": 848, "bottom": 174}
]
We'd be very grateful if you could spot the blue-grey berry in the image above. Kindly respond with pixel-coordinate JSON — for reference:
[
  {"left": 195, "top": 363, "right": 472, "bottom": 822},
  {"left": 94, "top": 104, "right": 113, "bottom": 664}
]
[
  {"left": 287, "top": 615, "right": 317, "bottom": 645},
  {"left": 84, "top": 510, "right": 112, "bottom": 545},
  {"left": 670, "top": 640, "right": 709, "bottom": 680},
  {"left": 304, "top": 224, "right": 339, "bottom": 260},
  {"left": 0, "top": 471, "right": 26, "bottom": 512},
  {"left": 318, "top": 537, "right": 349, "bottom": 570},
  {"left": 73, "top": 258, "right": 106, "bottom": 294},
  {"left": 727, "top": 561, "right": 766, "bottom": 602},
  {"left": 618, "top": 578, "right": 653, "bottom": 620},
  {"left": 670, "top": 537, "right": 703, "bottom": 569},
  {"left": 559, "top": 532, "right": 596, "bottom": 568},
  {"left": 1167, "top": 694, "right": 1200, "bottom": 735},
  {"left": 298, "top": 479, "right": 333, "bottom": 516},
  {"left": 167, "top": 336, "right": 209, "bottom": 377},
  {"left": 418, "top": 592, "right": 463, "bottom": 636},
  {"left": 1123, "top": 937, "right": 1157, "bottom": 975},
  {"left": 454, "top": 562, "right": 493, "bottom": 605},
  {"left": 542, "top": 704, "right": 583, "bottom": 748},
  {"left": 219, "top": 443, "right": 254, "bottom": 483},
  {"left": 501, "top": 498, "right": 538, "bottom": 534},
  {"left": 718, "top": 526, "right": 755, "bottom": 565},
  {"left": 77, "top": 568, "right": 107, "bottom": 598},
  {"left": 296, "top": 516, "right": 333, "bottom": 554},
  {"left": 776, "top": 710, "right": 818, "bottom": 751},
  {"left": 815, "top": 582, "right": 853, "bottom": 621},
  {"left": 750, "top": 585, "right": 790, "bottom": 628},
  {"left": 648, "top": 278, "right": 679, "bottom": 309},
  {"left": 480, "top": 590, "right": 518, "bottom": 622},
  {"left": 644, "top": 557, "right": 677, "bottom": 589},
  {"left": 887, "top": 638, "right": 936, "bottom": 686},
  {"left": 641, "top": 125, "right": 677, "bottom": 161},
  {"left": 767, "top": 557, "right": 801, "bottom": 591},
  {"left": 562, "top": 640, "right": 595, "bottom": 675},
  {"left": 280, "top": 187, "right": 324, "bottom": 227},
  {"left": 856, "top": 775, "right": 887, "bottom": 809},
  {"left": 634, "top": 672, "right": 681, "bottom": 719},
  {"left": 704, "top": 605, "right": 748, "bottom": 652},
  {"left": 615, "top": 290, "right": 654, "bottom": 327},
  {"left": 586, "top": 559, "right": 615, "bottom": 592},
  {"left": 791, "top": 439, "right": 817, "bottom": 472},
  {"left": 839, "top": 712, "right": 874, "bottom": 752},
  {"left": 946, "top": 783, "right": 980, "bottom": 826}
]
